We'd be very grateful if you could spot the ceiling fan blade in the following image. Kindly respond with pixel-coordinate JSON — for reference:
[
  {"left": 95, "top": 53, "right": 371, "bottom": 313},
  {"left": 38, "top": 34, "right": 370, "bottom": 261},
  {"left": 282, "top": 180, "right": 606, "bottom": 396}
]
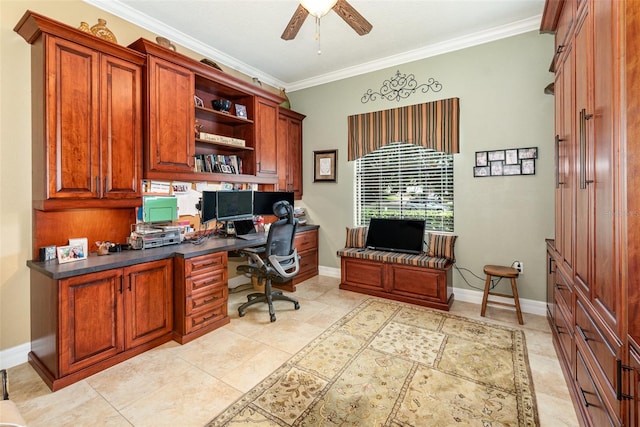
[
  {"left": 281, "top": 4, "right": 309, "bottom": 40},
  {"left": 333, "top": 0, "right": 372, "bottom": 36}
]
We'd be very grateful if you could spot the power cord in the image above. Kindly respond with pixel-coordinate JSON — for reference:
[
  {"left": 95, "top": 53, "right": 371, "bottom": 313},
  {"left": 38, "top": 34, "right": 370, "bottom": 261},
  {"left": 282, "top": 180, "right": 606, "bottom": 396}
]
[{"left": 454, "top": 264, "right": 503, "bottom": 291}]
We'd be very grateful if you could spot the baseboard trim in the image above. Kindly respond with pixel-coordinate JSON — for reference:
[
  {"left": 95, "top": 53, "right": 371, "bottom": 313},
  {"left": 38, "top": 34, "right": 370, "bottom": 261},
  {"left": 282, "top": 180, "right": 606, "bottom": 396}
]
[
  {"left": 452, "top": 287, "right": 547, "bottom": 316},
  {"left": 0, "top": 342, "right": 30, "bottom": 370}
]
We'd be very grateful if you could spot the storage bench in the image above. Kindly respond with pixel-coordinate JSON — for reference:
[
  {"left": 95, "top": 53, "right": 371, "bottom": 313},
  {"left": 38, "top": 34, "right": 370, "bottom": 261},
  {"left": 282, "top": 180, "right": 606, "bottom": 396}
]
[{"left": 337, "top": 227, "right": 457, "bottom": 311}]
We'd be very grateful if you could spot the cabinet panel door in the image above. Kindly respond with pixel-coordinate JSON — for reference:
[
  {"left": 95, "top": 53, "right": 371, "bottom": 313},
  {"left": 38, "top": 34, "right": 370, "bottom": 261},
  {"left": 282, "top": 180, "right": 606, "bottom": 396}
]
[
  {"left": 591, "top": 0, "right": 619, "bottom": 333},
  {"left": 255, "top": 97, "right": 279, "bottom": 176},
  {"left": 101, "top": 54, "right": 142, "bottom": 198},
  {"left": 123, "top": 259, "right": 173, "bottom": 348},
  {"left": 574, "top": 7, "right": 592, "bottom": 296},
  {"left": 46, "top": 36, "right": 100, "bottom": 199},
  {"left": 147, "top": 56, "right": 194, "bottom": 173},
  {"left": 60, "top": 269, "right": 124, "bottom": 375}
]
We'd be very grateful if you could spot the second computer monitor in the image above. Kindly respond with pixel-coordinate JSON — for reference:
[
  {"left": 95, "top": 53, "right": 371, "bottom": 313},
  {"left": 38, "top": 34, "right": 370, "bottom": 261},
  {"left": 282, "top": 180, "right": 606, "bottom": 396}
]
[
  {"left": 216, "top": 190, "right": 254, "bottom": 221},
  {"left": 253, "top": 191, "right": 294, "bottom": 215}
]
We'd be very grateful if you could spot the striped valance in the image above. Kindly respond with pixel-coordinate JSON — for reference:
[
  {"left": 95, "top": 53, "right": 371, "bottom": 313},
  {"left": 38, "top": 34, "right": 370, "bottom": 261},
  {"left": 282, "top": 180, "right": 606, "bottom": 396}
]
[{"left": 347, "top": 98, "right": 460, "bottom": 160}]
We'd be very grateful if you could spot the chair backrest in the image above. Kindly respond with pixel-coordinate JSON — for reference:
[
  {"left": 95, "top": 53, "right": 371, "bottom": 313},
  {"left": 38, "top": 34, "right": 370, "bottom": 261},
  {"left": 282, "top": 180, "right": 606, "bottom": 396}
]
[{"left": 265, "top": 201, "right": 297, "bottom": 258}]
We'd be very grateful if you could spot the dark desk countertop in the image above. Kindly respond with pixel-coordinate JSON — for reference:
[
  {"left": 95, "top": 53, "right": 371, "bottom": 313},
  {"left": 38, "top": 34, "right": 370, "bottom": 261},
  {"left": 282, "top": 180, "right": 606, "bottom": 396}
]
[{"left": 27, "top": 224, "right": 319, "bottom": 280}]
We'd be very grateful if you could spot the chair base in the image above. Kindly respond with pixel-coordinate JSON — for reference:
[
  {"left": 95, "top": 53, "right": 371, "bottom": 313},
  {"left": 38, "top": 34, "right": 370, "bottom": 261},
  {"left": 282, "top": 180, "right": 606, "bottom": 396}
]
[{"left": 238, "top": 287, "right": 300, "bottom": 322}]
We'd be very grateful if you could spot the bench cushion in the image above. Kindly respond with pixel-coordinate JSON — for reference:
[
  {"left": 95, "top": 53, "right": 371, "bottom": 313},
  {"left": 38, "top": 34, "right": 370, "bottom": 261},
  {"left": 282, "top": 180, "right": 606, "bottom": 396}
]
[{"left": 337, "top": 248, "right": 451, "bottom": 270}]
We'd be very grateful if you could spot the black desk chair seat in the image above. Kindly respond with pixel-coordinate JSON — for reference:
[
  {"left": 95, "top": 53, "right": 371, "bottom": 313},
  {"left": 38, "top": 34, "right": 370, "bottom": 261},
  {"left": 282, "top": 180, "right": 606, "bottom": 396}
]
[{"left": 236, "top": 201, "right": 300, "bottom": 322}]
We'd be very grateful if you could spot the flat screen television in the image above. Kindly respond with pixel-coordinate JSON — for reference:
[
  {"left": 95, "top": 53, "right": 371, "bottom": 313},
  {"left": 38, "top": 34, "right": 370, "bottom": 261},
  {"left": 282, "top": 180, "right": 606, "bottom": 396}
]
[
  {"left": 200, "top": 191, "right": 217, "bottom": 224},
  {"left": 216, "top": 190, "right": 253, "bottom": 221},
  {"left": 253, "top": 191, "right": 295, "bottom": 215},
  {"left": 365, "top": 218, "right": 426, "bottom": 254}
]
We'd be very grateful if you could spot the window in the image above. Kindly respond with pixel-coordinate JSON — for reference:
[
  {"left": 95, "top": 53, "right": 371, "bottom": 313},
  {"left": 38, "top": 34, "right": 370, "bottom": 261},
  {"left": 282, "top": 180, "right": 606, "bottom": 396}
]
[{"left": 354, "top": 142, "right": 454, "bottom": 232}]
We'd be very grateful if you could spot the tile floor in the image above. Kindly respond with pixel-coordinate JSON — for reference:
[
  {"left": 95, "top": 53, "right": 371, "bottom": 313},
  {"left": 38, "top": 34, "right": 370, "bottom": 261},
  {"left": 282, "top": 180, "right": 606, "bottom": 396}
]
[{"left": 6, "top": 276, "right": 579, "bottom": 426}]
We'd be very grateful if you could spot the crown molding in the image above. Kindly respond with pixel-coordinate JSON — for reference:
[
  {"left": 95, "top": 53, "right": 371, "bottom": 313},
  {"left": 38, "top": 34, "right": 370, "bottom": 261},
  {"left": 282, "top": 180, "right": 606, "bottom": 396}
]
[
  {"left": 287, "top": 15, "right": 542, "bottom": 91},
  {"left": 83, "top": 0, "right": 287, "bottom": 89},
  {"left": 84, "top": 0, "right": 541, "bottom": 92}
]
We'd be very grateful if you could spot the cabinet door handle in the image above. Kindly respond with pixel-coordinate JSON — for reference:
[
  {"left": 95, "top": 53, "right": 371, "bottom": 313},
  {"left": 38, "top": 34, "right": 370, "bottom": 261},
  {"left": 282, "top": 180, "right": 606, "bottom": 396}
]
[
  {"left": 119, "top": 277, "right": 123, "bottom": 294},
  {"left": 555, "top": 135, "right": 565, "bottom": 187},
  {"left": 579, "top": 109, "right": 587, "bottom": 189},
  {"left": 616, "top": 359, "right": 633, "bottom": 401}
]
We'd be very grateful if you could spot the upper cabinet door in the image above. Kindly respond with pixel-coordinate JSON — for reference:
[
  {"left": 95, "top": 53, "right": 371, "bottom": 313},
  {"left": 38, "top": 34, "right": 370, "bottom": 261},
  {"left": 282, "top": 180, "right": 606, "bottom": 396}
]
[
  {"left": 45, "top": 36, "right": 100, "bottom": 199},
  {"left": 254, "top": 97, "right": 279, "bottom": 177},
  {"left": 100, "top": 54, "right": 143, "bottom": 199},
  {"left": 146, "top": 56, "right": 195, "bottom": 174}
]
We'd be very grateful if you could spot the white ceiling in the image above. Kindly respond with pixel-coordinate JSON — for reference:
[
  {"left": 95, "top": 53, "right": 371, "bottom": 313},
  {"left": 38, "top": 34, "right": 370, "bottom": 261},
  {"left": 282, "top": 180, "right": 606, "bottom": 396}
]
[{"left": 86, "top": 0, "right": 545, "bottom": 91}]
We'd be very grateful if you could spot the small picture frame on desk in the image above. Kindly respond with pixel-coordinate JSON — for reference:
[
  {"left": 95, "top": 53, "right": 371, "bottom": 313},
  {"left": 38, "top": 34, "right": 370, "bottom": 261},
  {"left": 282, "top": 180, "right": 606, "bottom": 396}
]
[
  {"left": 57, "top": 244, "right": 86, "bottom": 264},
  {"left": 235, "top": 104, "right": 247, "bottom": 118}
]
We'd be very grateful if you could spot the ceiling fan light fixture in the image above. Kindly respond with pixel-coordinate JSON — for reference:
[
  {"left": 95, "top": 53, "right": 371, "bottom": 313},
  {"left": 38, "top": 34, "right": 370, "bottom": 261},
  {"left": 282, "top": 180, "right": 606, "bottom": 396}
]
[{"left": 299, "top": 0, "right": 338, "bottom": 18}]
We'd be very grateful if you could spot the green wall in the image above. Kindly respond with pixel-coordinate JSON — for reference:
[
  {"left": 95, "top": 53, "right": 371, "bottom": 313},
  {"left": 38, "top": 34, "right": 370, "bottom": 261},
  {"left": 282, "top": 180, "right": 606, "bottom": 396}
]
[{"left": 290, "top": 30, "right": 555, "bottom": 302}]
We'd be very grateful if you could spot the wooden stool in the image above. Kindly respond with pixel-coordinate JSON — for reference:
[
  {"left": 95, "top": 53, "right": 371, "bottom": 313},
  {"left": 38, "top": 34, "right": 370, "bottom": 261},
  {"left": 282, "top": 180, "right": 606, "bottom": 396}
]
[{"left": 480, "top": 265, "right": 523, "bottom": 324}]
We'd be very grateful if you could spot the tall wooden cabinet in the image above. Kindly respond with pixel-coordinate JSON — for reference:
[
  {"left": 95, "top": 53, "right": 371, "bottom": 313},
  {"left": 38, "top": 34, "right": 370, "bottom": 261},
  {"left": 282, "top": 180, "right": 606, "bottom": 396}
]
[
  {"left": 14, "top": 12, "right": 144, "bottom": 211},
  {"left": 542, "top": 0, "right": 638, "bottom": 425},
  {"left": 278, "top": 108, "right": 305, "bottom": 199}
]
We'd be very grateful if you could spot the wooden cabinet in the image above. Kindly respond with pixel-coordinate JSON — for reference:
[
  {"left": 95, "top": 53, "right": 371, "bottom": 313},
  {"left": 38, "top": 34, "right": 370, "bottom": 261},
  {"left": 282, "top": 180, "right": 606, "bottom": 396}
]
[
  {"left": 29, "top": 259, "right": 173, "bottom": 391},
  {"left": 173, "top": 252, "right": 230, "bottom": 344},
  {"left": 543, "top": 0, "right": 638, "bottom": 425},
  {"left": 145, "top": 55, "right": 195, "bottom": 174},
  {"left": 278, "top": 108, "right": 305, "bottom": 199},
  {"left": 14, "top": 12, "right": 144, "bottom": 210},
  {"left": 255, "top": 97, "right": 280, "bottom": 177},
  {"left": 129, "top": 38, "right": 283, "bottom": 186}
]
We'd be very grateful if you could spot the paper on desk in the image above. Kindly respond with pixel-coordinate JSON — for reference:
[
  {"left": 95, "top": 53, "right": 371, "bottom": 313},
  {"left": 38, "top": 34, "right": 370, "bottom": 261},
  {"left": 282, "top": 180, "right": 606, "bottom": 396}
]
[{"left": 176, "top": 188, "right": 202, "bottom": 216}]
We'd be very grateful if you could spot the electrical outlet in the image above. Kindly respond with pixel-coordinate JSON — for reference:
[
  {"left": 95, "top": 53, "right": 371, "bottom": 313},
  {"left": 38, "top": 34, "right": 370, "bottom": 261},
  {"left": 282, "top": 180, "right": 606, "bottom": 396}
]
[{"left": 514, "top": 261, "right": 523, "bottom": 274}]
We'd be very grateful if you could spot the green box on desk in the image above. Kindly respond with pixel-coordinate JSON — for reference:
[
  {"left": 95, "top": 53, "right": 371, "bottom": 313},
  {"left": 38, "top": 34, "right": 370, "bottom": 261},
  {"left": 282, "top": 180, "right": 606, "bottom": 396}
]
[{"left": 143, "top": 196, "right": 178, "bottom": 223}]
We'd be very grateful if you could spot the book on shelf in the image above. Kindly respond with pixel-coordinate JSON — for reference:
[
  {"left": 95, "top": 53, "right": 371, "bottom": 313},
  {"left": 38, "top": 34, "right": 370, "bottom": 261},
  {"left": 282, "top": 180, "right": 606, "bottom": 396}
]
[
  {"left": 198, "top": 132, "right": 245, "bottom": 147},
  {"left": 194, "top": 154, "right": 242, "bottom": 174}
]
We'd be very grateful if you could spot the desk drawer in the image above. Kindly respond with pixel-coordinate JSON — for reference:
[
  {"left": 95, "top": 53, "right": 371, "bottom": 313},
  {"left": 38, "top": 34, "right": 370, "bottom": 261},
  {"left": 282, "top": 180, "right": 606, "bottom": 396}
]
[
  {"left": 184, "top": 301, "right": 227, "bottom": 334},
  {"left": 186, "top": 269, "right": 227, "bottom": 296},
  {"left": 295, "top": 230, "right": 317, "bottom": 252},
  {"left": 576, "top": 349, "right": 619, "bottom": 427},
  {"left": 554, "top": 267, "right": 573, "bottom": 316},
  {"left": 575, "top": 299, "right": 620, "bottom": 412},
  {"left": 298, "top": 248, "right": 318, "bottom": 277},
  {"left": 185, "top": 252, "right": 226, "bottom": 277},
  {"left": 553, "top": 294, "right": 574, "bottom": 373},
  {"left": 185, "top": 286, "right": 227, "bottom": 316}
]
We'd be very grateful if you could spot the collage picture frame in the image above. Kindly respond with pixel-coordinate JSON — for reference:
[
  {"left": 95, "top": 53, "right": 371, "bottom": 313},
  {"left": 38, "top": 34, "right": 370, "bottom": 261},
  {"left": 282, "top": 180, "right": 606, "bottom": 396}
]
[{"left": 474, "top": 147, "right": 538, "bottom": 177}]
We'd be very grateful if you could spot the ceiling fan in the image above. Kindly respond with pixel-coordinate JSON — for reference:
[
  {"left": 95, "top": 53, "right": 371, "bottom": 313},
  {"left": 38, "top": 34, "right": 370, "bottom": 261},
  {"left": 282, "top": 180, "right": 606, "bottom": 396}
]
[{"left": 281, "top": 0, "right": 373, "bottom": 41}]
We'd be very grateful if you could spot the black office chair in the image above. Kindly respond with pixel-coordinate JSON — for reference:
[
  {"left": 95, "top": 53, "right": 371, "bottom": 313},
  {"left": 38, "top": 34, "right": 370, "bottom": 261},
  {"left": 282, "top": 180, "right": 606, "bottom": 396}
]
[{"left": 237, "top": 201, "right": 300, "bottom": 322}]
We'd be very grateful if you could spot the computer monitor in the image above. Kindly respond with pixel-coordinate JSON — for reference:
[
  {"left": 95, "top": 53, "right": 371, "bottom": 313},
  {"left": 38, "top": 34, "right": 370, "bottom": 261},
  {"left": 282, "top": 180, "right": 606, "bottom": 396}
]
[
  {"left": 216, "top": 190, "right": 253, "bottom": 221},
  {"left": 200, "top": 191, "right": 217, "bottom": 224},
  {"left": 253, "top": 191, "right": 295, "bottom": 215}
]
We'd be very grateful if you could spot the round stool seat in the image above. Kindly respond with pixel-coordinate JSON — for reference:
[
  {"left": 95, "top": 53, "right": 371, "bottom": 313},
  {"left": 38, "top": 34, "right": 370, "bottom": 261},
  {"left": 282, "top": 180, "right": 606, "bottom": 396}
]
[
  {"left": 483, "top": 265, "right": 519, "bottom": 278},
  {"left": 481, "top": 264, "right": 523, "bottom": 324}
]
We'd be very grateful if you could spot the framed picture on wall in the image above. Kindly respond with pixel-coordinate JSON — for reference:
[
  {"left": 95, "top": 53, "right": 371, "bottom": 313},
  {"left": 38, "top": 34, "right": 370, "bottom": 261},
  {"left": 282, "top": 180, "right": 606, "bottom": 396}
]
[{"left": 314, "top": 150, "right": 337, "bottom": 182}]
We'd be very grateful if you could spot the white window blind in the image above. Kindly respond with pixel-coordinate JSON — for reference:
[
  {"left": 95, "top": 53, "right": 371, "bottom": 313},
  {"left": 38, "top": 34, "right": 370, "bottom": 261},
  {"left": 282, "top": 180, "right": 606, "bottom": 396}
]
[{"left": 354, "top": 142, "right": 454, "bottom": 232}]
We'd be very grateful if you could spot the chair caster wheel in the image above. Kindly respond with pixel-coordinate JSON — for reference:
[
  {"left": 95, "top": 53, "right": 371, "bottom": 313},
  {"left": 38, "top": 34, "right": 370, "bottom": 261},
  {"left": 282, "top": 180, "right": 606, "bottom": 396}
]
[
  {"left": 239, "top": 310, "right": 245, "bottom": 317},
  {"left": 294, "top": 302, "right": 300, "bottom": 310},
  {"left": 270, "top": 314, "right": 276, "bottom": 322}
]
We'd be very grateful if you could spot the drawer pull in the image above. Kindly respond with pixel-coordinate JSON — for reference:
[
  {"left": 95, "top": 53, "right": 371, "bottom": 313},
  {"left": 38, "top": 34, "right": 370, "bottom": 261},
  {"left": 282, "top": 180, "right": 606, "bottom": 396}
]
[
  {"left": 578, "top": 387, "right": 594, "bottom": 408},
  {"left": 555, "top": 324, "right": 564, "bottom": 334},
  {"left": 203, "top": 297, "right": 217, "bottom": 304},
  {"left": 616, "top": 359, "right": 633, "bottom": 401},
  {"left": 194, "top": 313, "right": 218, "bottom": 326},
  {"left": 576, "top": 325, "right": 593, "bottom": 342},
  {"left": 554, "top": 283, "right": 565, "bottom": 291}
]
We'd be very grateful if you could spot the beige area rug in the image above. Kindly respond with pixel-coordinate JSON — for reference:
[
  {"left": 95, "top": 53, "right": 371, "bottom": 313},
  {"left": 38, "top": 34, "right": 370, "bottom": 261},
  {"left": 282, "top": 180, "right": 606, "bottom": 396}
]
[{"left": 207, "top": 299, "right": 539, "bottom": 426}]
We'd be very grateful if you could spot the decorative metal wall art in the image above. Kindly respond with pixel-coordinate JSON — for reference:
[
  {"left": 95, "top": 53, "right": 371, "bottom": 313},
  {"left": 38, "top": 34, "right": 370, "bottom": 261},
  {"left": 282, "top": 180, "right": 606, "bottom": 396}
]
[
  {"left": 361, "top": 70, "right": 442, "bottom": 103},
  {"left": 473, "top": 147, "right": 538, "bottom": 177}
]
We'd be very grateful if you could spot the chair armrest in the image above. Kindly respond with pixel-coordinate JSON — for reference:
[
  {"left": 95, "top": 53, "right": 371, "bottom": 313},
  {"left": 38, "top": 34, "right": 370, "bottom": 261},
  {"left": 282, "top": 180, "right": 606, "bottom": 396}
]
[
  {"left": 268, "top": 249, "right": 300, "bottom": 279},
  {"left": 238, "top": 246, "right": 266, "bottom": 268}
]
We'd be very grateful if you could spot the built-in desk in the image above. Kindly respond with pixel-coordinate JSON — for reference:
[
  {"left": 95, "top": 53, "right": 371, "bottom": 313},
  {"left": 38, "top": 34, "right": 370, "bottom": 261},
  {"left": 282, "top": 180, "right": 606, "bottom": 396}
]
[{"left": 25, "top": 225, "right": 319, "bottom": 391}]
